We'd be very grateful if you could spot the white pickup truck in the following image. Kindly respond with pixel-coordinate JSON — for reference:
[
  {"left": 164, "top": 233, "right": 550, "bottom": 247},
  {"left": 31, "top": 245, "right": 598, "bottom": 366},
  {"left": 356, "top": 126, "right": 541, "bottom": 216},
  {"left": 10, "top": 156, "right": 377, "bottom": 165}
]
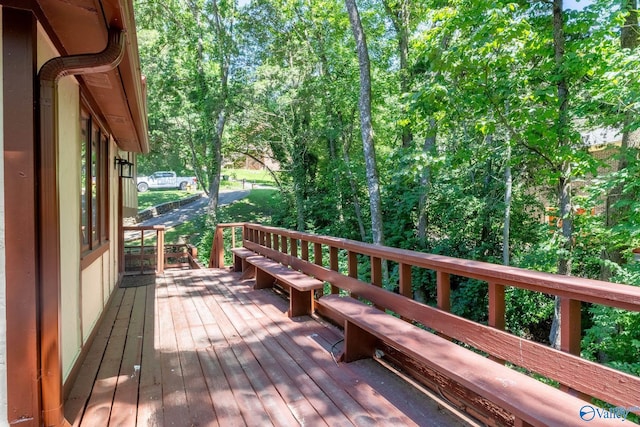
[{"left": 136, "top": 171, "right": 198, "bottom": 192}]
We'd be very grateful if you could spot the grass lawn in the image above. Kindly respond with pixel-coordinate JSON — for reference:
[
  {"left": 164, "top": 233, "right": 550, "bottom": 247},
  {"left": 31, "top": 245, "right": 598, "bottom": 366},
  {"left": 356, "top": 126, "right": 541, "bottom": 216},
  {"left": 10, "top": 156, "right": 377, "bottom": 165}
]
[
  {"left": 219, "top": 168, "right": 277, "bottom": 189},
  {"left": 138, "top": 189, "right": 200, "bottom": 211},
  {"left": 160, "top": 189, "right": 280, "bottom": 263},
  {"left": 216, "top": 188, "right": 280, "bottom": 224}
]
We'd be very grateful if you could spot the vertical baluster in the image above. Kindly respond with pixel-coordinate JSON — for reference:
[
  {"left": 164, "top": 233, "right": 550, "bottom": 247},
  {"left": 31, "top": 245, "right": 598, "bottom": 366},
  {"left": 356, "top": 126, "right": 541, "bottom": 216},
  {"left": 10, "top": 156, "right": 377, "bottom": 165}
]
[
  {"left": 348, "top": 251, "right": 358, "bottom": 278},
  {"left": 273, "top": 233, "right": 279, "bottom": 251},
  {"left": 561, "top": 298, "right": 582, "bottom": 355},
  {"left": 488, "top": 282, "right": 505, "bottom": 330},
  {"left": 560, "top": 297, "right": 585, "bottom": 398},
  {"left": 399, "top": 263, "right": 412, "bottom": 298},
  {"left": 157, "top": 227, "right": 165, "bottom": 274},
  {"left": 301, "top": 240, "right": 309, "bottom": 261},
  {"left": 371, "top": 256, "right": 382, "bottom": 287},
  {"left": 437, "top": 271, "right": 450, "bottom": 311},
  {"left": 290, "top": 238, "right": 298, "bottom": 258},
  {"left": 314, "top": 242, "right": 324, "bottom": 298},
  {"left": 281, "top": 235, "right": 288, "bottom": 254},
  {"left": 330, "top": 247, "right": 339, "bottom": 294},
  {"left": 231, "top": 226, "right": 236, "bottom": 249},
  {"left": 370, "top": 256, "right": 383, "bottom": 310},
  {"left": 314, "top": 242, "right": 322, "bottom": 266},
  {"left": 488, "top": 282, "right": 505, "bottom": 363},
  {"left": 140, "top": 229, "right": 144, "bottom": 274}
]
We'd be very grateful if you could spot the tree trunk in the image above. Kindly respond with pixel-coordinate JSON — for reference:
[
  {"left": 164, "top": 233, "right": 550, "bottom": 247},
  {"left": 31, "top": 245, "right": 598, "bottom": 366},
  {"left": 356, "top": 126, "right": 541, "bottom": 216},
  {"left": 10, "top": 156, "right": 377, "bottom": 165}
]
[
  {"left": 207, "top": 109, "right": 226, "bottom": 220},
  {"left": 503, "top": 141, "right": 512, "bottom": 266},
  {"left": 345, "top": 0, "right": 385, "bottom": 246},
  {"left": 549, "top": 0, "right": 572, "bottom": 349},
  {"left": 417, "top": 119, "right": 436, "bottom": 244},
  {"left": 343, "top": 145, "right": 367, "bottom": 241},
  {"left": 383, "top": 0, "right": 412, "bottom": 147}
]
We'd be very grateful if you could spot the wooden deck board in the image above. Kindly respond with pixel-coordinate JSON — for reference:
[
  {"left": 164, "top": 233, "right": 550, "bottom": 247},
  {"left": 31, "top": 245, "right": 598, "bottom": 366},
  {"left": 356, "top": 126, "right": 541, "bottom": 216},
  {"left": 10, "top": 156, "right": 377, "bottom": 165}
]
[
  {"left": 65, "top": 269, "right": 467, "bottom": 427},
  {"left": 65, "top": 288, "right": 126, "bottom": 427}
]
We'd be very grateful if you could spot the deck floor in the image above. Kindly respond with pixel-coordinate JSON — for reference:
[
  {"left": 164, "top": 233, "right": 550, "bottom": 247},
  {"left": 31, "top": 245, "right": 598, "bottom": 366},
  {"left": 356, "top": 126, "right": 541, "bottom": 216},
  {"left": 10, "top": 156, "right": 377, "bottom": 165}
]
[{"left": 64, "top": 268, "right": 467, "bottom": 426}]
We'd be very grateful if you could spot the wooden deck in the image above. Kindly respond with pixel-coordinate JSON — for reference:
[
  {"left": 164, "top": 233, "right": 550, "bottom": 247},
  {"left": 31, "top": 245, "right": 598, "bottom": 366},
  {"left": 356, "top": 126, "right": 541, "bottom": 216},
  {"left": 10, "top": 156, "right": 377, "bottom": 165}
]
[{"left": 64, "top": 268, "right": 468, "bottom": 426}]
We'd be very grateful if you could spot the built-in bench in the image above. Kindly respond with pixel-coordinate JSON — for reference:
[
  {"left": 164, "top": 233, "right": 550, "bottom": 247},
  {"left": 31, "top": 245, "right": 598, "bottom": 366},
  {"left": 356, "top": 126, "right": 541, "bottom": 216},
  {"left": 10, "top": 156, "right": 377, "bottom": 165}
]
[
  {"left": 231, "top": 247, "right": 258, "bottom": 274},
  {"left": 245, "top": 255, "right": 324, "bottom": 317},
  {"left": 321, "top": 293, "right": 613, "bottom": 427}
]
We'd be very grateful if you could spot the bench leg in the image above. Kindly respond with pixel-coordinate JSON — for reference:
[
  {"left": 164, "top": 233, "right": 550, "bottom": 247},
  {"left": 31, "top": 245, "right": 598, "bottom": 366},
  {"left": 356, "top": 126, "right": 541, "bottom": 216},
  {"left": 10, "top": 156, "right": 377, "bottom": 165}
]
[
  {"left": 343, "top": 321, "right": 378, "bottom": 363},
  {"left": 289, "top": 288, "right": 313, "bottom": 317},
  {"left": 254, "top": 268, "right": 274, "bottom": 289},
  {"left": 233, "top": 255, "right": 243, "bottom": 272},
  {"left": 241, "top": 260, "right": 255, "bottom": 279}
]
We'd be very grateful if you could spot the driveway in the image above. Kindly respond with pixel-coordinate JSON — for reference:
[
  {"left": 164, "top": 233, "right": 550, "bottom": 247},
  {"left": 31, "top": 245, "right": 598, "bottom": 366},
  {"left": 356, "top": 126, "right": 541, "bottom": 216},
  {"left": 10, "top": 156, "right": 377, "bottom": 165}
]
[
  {"left": 124, "top": 190, "right": 250, "bottom": 243},
  {"left": 136, "top": 189, "right": 250, "bottom": 229}
]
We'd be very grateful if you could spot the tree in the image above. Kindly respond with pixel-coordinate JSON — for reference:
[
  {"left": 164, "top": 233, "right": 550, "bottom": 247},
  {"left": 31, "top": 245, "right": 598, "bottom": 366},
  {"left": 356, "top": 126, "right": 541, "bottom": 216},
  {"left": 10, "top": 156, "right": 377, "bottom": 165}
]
[{"left": 345, "top": 0, "right": 385, "bottom": 246}]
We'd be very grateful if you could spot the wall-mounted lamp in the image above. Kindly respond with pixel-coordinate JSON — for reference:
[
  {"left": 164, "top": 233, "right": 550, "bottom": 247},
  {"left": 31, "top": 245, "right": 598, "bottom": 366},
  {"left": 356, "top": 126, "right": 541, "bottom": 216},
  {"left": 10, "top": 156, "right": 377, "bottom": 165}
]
[{"left": 114, "top": 157, "right": 134, "bottom": 178}]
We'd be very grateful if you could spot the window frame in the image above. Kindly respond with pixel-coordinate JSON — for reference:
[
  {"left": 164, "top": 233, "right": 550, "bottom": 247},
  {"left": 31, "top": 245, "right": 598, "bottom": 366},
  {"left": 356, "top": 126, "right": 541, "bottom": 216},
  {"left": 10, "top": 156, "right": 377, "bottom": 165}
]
[{"left": 80, "top": 104, "right": 110, "bottom": 258}]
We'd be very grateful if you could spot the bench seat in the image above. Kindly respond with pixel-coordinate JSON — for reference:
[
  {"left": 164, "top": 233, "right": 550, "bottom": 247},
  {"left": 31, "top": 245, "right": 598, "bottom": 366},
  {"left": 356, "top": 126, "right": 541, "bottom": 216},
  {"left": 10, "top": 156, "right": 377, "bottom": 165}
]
[
  {"left": 321, "top": 293, "right": 613, "bottom": 427},
  {"left": 231, "top": 247, "right": 259, "bottom": 273},
  {"left": 246, "top": 256, "right": 324, "bottom": 317}
]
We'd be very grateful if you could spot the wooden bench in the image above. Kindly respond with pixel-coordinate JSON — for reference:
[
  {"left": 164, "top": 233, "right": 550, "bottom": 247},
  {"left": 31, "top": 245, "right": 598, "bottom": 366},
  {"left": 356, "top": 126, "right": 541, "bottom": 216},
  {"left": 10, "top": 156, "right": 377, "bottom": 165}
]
[
  {"left": 321, "top": 294, "right": 614, "bottom": 427},
  {"left": 245, "top": 256, "right": 324, "bottom": 318},
  {"left": 231, "top": 247, "right": 259, "bottom": 274}
]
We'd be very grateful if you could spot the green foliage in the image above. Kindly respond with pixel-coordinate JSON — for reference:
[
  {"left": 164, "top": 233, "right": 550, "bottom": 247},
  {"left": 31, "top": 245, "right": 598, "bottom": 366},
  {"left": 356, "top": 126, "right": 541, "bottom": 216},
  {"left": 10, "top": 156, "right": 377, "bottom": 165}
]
[
  {"left": 197, "top": 189, "right": 281, "bottom": 262},
  {"left": 134, "top": 0, "right": 640, "bottom": 380}
]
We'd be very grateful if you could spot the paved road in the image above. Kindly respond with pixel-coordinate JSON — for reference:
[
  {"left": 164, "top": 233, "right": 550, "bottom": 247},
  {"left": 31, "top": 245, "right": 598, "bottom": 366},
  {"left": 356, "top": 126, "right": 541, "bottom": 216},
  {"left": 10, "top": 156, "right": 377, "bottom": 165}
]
[{"left": 137, "top": 189, "right": 250, "bottom": 229}]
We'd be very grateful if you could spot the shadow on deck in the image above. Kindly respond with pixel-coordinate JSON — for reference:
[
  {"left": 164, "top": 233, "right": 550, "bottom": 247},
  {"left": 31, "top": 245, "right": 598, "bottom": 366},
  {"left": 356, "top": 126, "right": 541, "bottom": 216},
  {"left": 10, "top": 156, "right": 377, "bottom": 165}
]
[{"left": 64, "top": 269, "right": 468, "bottom": 426}]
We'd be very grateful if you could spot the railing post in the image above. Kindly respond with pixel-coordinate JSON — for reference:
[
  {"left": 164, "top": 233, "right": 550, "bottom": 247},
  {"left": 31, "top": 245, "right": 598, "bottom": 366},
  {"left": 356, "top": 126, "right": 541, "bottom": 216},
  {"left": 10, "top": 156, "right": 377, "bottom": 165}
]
[
  {"left": 156, "top": 226, "right": 165, "bottom": 274},
  {"left": 330, "top": 246, "right": 339, "bottom": 294}
]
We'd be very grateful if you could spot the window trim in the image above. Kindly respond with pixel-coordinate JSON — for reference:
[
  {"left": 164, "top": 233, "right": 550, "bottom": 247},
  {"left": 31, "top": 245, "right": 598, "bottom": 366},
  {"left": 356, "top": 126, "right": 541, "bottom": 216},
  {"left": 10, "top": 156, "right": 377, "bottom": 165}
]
[{"left": 80, "top": 103, "right": 110, "bottom": 258}]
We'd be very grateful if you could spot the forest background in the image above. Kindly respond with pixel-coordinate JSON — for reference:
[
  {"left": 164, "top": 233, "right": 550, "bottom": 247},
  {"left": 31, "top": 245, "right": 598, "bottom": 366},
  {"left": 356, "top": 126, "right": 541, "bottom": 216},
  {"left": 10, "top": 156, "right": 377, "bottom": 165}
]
[{"left": 133, "top": 0, "right": 640, "bottom": 379}]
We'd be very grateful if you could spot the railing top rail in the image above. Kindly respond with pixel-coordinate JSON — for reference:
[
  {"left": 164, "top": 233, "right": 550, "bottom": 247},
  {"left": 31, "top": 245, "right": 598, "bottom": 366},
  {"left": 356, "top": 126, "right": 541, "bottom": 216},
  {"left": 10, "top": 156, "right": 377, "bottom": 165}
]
[
  {"left": 216, "top": 222, "right": 246, "bottom": 228},
  {"left": 240, "top": 223, "right": 640, "bottom": 311},
  {"left": 124, "top": 225, "right": 166, "bottom": 231}
]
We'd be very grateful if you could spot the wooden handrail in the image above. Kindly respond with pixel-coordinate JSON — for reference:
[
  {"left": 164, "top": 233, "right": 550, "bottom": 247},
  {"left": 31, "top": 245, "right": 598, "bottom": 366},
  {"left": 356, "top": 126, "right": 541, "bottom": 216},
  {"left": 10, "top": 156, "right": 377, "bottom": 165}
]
[
  {"left": 209, "top": 223, "right": 245, "bottom": 268},
  {"left": 244, "top": 223, "right": 640, "bottom": 310},
  {"left": 123, "top": 225, "right": 165, "bottom": 274},
  {"left": 210, "top": 222, "right": 640, "bottom": 413}
]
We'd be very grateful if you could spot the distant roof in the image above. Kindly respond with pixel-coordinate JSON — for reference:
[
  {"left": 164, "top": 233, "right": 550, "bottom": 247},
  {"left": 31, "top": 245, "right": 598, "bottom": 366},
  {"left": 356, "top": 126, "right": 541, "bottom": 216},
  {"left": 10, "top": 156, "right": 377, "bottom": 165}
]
[{"left": 581, "top": 127, "right": 621, "bottom": 147}]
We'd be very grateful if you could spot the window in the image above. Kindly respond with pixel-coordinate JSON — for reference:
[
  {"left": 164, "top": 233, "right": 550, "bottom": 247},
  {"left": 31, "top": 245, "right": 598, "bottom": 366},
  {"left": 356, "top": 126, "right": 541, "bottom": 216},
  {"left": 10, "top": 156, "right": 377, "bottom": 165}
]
[{"left": 81, "top": 107, "right": 110, "bottom": 254}]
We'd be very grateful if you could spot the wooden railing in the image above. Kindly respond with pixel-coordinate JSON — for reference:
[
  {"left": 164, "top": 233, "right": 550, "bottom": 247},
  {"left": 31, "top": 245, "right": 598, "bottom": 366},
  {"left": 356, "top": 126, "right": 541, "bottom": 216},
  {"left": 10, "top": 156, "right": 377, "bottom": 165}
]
[
  {"left": 124, "top": 225, "right": 166, "bottom": 274},
  {"left": 124, "top": 226, "right": 202, "bottom": 274},
  {"left": 210, "top": 222, "right": 640, "bottom": 416},
  {"left": 209, "top": 222, "right": 245, "bottom": 268}
]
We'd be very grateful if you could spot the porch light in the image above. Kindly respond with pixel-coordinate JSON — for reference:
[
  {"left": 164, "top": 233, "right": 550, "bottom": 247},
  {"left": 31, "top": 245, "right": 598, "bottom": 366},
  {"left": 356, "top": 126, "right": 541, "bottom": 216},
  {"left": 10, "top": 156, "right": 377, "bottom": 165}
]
[{"left": 114, "top": 157, "right": 134, "bottom": 178}]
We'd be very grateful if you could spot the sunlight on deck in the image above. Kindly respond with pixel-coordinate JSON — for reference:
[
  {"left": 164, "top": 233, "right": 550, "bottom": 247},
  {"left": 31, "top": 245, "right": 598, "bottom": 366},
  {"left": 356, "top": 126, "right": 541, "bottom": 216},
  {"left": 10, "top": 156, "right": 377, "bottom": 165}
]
[{"left": 64, "top": 269, "right": 467, "bottom": 426}]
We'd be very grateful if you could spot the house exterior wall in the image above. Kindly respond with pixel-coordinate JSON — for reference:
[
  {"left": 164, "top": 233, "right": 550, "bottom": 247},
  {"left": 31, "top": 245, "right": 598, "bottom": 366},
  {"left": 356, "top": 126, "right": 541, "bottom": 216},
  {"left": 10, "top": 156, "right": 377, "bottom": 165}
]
[
  {"left": 36, "top": 24, "right": 123, "bottom": 383},
  {"left": 121, "top": 151, "right": 138, "bottom": 219},
  {"left": 0, "top": 9, "right": 7, "bottom": 424}
]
